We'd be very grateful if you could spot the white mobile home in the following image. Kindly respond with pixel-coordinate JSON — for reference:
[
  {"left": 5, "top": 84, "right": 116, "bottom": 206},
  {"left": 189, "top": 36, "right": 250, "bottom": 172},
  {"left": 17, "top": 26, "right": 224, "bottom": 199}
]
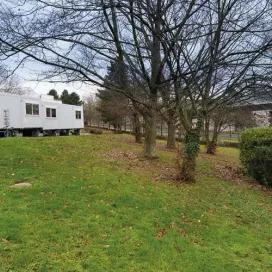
[{"left": 0, "top": 92, "right": 84, "bottom": 136}]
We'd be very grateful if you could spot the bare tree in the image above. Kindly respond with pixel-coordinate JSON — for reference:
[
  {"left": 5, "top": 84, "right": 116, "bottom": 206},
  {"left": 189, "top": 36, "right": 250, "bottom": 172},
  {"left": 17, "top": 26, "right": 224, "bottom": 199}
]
[
  {"left": 0, "top": 0, "right": 271, "bottom": 181},
  {"left": 83, "top": 95, "right": 102, "bottom": 127},
  {"left": 159, "top": 86, "right": 178, "bottom": 149},
  {"left": 131, "top": 108, "right": 143, "bottom": 143},
  {"left": 0, "top": 0, "right": 205, "bottom": 158},
  {"left": 0, "top": 66, "right": 25, "bottom": 94},
  {"left": 164, "top": 0, "right": 272, "bottom": 181},
  {"left": 204, "top": 106, "right": 234, "bottom": 154},
  {"left": 204, "top": 101, "right": 260, "bottom": 155}
]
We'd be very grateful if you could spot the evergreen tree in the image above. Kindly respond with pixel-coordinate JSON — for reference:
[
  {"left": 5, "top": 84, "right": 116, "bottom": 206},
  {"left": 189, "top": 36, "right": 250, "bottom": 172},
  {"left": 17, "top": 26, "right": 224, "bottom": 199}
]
[
  {"left": 60, "top": 90, "right": 82, "bottom": 105},
  {"left": 69, "top": 92, "right": 82, "bottom": 106},
  {"left": 96, "top": 60, "right": 129, "bottom": 130},
  {"left": 60, "top": 90, "right": 70, "bottom": 104},
  {"left": 48, "top": 89, "right": 59, "bottom": 100}
]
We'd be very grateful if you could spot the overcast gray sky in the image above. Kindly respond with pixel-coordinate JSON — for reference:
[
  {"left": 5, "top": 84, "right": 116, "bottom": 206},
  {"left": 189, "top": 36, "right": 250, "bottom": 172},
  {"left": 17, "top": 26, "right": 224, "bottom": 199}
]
[
  {"left": 5, "top": 55, "right": 98, "bottom": 99},
  {"left": 20, "top": 76, "right": 98, "bottom": 99},
  {"left": 1, "top": 0, "right": 94, "bottom": 98}
]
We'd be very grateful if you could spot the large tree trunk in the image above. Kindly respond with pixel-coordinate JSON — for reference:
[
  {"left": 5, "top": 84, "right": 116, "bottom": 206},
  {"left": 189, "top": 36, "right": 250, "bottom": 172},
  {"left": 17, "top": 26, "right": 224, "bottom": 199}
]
[
  {"left": 132, "top": 112, "right": 142, "bottom": 143},
  {"left": 178, "top": 130, "right": 200, "bottom": 182},
  {"left": 206, "top": 119, "right": 221, "bottom": 155},
  {"left": 143, "top": 109, "right": 157, "bottom": 159},
  {"left": 206, "top": 127, "right": 219, "bottom": 155},
  {"left": 142, "top": 7, "right": 161, "bottom": 159},
  {"left": 167, "top": 120, "right": 176, "bottom": 149},
  {"left": 206, "top": 140, "right": 217, "bottom": 154},
  {"left": 204, "top": 117, "right": 210, "bottom": 145}
]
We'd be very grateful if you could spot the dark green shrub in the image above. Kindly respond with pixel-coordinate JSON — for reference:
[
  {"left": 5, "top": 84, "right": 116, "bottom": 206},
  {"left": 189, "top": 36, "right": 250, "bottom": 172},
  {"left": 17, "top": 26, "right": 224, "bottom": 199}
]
[
  {"left": 240, "top": 127, "right": 272, "bottom": 186},
  {"left": 88, "top": 128, "right": 103, "bottom": 135}
]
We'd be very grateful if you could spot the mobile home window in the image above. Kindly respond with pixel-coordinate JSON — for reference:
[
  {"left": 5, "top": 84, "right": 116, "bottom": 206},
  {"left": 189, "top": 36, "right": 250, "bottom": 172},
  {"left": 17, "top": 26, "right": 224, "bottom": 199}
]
[
  {"left": 26, "top": 103, "right": 39, "bottom": 115},
  {"left": 46, "top": 108, "right": 57, "bottom": 118},
  {"left": 76, "top": 110, "right": 81, "bottom": 119},
  {"left": 26, "top": 103, "right": 32, "bottom": 115},
  {"left": 52, "top": 109, "right": 56, "bottom": 118}
]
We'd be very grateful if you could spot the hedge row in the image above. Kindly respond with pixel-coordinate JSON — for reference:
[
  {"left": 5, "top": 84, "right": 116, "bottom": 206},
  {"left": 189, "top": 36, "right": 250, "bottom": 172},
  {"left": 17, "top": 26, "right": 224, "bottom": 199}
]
[{"left": 240, "top": 127, "right": 272, "bottom": 187}]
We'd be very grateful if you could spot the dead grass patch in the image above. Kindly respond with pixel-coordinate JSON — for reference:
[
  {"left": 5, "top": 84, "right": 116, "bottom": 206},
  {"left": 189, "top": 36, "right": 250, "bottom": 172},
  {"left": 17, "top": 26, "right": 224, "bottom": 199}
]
[{"left": 103, "top": 149, "right": 177, "bottom": 182}]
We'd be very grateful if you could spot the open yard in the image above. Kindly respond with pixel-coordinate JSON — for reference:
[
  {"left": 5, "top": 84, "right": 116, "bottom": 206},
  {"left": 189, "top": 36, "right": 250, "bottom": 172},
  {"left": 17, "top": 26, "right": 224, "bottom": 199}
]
[{"left": 0, "top": 133, "right": 271, "bottom": 272}]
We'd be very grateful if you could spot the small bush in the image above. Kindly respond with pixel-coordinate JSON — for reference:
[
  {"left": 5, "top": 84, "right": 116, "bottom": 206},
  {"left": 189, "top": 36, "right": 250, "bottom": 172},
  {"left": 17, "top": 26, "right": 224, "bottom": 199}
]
[
  {"left": 88, "top": 128, "right": 103, "bottom": 135},
  {"left": 240, "top": 127, "right": 272, "bottom": 186}
]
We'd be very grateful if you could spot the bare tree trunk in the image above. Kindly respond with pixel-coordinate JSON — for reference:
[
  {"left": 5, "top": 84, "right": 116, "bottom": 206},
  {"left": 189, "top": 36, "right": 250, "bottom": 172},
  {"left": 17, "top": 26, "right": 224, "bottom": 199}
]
[
  {"left": 206, "top": 139, "right": 217, "bottom": 154},
  {"left": 178, "top": 130, "right": 200, "bottom": 182},
  {"left": 142, "top": 4, "right": 161, "bottom": 158},
  {"left": 143, "top": 108, "right": 157, "bottom": 159},
  {"left": 204, "top": 117, "right": 210, "bottom": 145},
  {"left": 206, "top": 122, "right": 220, "bottom": 155},
  {"left": 132, "top": 112, "right": 142, "bottom": 143},
  {"left": 167, "top": 120, "right": 176, "bottom": 149}
]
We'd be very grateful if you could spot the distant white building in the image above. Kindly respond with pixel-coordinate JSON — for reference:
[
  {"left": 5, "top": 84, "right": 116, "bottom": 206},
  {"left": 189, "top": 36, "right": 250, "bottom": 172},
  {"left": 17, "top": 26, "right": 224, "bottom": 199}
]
[
  {"left": 242, "top": 103, "right": 272, "bottom": 127},
  {"left": 0, "top": 92, "right": 84, "bottom": 136}
]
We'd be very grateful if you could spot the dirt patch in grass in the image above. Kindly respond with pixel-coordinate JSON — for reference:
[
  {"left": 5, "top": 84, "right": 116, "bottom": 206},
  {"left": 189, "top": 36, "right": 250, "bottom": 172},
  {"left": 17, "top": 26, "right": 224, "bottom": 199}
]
[
  {"left": 155, "top": 221, "right": 188, "bottom": 240},
  {"left": 103, "top": 149, "right": 177, "bottom": 182},
  {"left": 103, "top": 134, "right": 272, "bottom": 192},
  {"left": 104, "top": 147, "right": 251, "bottom": 185},
  {"left": 195, "top": 149, "right": 248, "bottom": 183},
  {"left": 200, "top": 153, "right": 272, "bottom": 193},
  {"left": 214, "top": 164, "right": 247, "bottom": 183},
  {"left": 10, "top": 182, "right": 32, "bottom": 189}
]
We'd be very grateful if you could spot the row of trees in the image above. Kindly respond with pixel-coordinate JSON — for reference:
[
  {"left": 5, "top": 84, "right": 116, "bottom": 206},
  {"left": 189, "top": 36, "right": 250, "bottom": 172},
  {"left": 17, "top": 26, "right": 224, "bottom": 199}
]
[
  {"left": 48, "top": 89, "right": 82, "bottom": 106},
  {"left": 86, "top": 84, "right": 257, "bottom": 150},
  {"left": 0, "top": 0, "right": 271, "bottom": 181}
]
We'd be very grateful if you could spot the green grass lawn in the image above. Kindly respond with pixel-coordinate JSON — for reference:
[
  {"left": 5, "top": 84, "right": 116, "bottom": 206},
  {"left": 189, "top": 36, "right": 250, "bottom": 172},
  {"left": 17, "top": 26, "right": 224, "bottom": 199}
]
[{"left": 0, "top": 134, "right": 271, "bottom": 272}]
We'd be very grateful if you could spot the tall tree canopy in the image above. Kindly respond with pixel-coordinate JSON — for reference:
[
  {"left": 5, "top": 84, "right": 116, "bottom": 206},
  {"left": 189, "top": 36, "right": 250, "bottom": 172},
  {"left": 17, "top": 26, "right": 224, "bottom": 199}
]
[
  {"left": 0, "top": 0, "right": 271, "bottom": 180},
  {"left": 60, "top": 90, "right": 82, "bottom": 105}
]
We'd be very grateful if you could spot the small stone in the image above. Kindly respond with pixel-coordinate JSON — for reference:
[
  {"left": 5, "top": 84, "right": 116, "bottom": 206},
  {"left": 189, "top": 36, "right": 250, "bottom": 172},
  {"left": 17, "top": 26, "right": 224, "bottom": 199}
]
[{"left": 10, "top": 182, "right": 32, "bottom": 189}]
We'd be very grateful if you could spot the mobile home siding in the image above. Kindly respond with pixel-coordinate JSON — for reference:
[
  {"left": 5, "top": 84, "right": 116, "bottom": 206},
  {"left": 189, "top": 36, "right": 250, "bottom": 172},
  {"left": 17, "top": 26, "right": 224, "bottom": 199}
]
[{"left": 0, "top": 93, "right": 84, "bottom": 133}]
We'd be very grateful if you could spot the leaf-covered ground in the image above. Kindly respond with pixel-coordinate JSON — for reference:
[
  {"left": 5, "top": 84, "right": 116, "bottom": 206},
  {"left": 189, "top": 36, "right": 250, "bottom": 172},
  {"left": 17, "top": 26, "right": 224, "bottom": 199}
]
[{"left": 0, "top": 134, "right": 271, "bottom": 271}]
